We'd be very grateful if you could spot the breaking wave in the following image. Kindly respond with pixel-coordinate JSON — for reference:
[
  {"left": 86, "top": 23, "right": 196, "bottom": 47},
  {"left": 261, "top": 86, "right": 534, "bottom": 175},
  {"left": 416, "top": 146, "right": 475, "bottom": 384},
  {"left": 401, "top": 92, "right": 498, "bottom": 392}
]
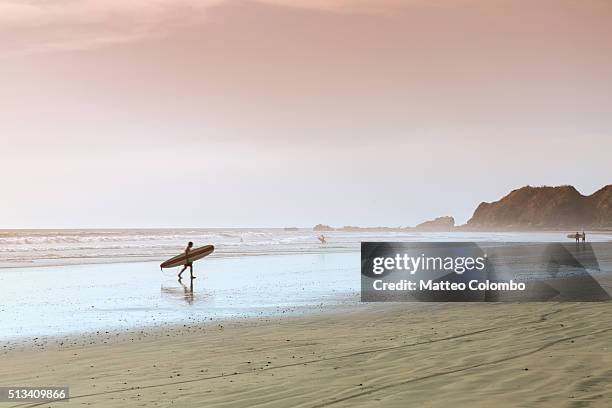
[{"left": 0, "top": 229, "right": 609, "bottom": 268}]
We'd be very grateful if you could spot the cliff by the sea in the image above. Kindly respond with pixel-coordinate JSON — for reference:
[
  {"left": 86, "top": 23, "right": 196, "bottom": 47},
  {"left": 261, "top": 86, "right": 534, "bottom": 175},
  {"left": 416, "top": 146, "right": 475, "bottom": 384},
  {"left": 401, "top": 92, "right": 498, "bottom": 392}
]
[
  {"left": 465, "top": 185, "right": 612, "bottom": 230},
  {"left": 312, "top": 185, "right": 612, "bottom": 232}
]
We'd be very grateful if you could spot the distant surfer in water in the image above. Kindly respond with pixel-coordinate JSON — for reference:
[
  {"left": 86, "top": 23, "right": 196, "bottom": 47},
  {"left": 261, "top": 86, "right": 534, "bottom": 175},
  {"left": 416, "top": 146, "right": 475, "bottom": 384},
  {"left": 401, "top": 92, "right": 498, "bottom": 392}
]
[
  {"left": 318, "top": 235, "right": 327, "bottom": 244},
  {"left": 178, "top": 241, "right": 195, "bottom": 280}
]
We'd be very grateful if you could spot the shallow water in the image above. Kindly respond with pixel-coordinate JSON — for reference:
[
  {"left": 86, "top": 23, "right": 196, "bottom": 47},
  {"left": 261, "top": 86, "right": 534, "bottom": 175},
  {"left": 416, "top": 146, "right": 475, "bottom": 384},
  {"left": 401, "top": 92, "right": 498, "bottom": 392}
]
[{"left": 0, "top": 252, "right": 360, "bottom": 340}]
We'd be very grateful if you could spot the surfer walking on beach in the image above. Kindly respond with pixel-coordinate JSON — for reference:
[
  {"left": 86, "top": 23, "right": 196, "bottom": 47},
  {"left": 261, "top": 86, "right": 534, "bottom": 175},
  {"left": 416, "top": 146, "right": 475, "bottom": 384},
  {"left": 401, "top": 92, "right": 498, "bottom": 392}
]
[
  {"left": 178, "top": 241, "right": 195, "bottom": 280},
  {"left": 582, "top": 231, "right": 586, "bottom": 242},
  {"left": 574, "top": 232, "right": 580, "bottom": 243}
]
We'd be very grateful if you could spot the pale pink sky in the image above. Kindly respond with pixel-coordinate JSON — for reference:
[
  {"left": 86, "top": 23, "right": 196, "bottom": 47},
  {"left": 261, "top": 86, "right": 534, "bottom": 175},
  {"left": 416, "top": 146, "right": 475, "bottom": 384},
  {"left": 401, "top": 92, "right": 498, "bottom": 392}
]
[{"left": 1, "top": 0, "right": 611, "bottom": 228}]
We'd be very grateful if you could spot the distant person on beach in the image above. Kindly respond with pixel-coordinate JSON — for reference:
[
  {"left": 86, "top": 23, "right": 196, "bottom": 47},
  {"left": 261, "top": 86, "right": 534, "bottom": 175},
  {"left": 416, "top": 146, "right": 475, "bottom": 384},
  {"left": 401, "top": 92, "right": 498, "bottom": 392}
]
[
  {"left": 582, "top": 231, "right": 586, "bottom": 242},
  {"left": 178, "top": 241, "right": 195, "bottom": 280},
  {"left": 318, "top": 235, "right": 327, "bottom": 244},
  {"left": 575, "top": 232, "right": 580, "bottom": 243}
]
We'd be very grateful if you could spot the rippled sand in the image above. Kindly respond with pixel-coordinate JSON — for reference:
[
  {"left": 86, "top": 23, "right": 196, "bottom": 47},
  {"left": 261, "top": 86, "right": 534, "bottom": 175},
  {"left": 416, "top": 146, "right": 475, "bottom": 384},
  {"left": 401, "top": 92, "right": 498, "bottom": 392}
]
[{"left": 1, "top": 302, "right": 611, "bottom": 407}]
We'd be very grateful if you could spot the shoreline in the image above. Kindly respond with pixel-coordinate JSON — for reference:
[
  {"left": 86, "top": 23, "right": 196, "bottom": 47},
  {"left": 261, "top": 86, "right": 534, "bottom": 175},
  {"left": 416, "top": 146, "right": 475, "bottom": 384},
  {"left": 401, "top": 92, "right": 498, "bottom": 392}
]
[
  {"left": 0, "top": 301, "right": 370, "bottom": 353},
  {"left": 3, "top": 240, "right": 612, "bottom": 342}
]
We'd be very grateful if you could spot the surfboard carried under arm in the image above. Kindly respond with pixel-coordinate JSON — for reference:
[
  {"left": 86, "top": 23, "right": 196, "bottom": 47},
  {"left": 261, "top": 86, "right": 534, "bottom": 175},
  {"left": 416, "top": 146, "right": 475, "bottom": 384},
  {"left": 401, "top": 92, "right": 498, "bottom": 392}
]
[{"left": 160, "top": 245, "right": 215, "bottom": 269}]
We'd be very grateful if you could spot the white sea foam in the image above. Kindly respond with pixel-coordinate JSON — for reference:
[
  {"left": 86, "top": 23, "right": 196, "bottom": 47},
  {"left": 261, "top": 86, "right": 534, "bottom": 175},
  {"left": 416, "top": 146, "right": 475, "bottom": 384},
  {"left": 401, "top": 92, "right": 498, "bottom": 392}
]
[{"left": 0, "top": 229, "right": 611, "bottom": 268}]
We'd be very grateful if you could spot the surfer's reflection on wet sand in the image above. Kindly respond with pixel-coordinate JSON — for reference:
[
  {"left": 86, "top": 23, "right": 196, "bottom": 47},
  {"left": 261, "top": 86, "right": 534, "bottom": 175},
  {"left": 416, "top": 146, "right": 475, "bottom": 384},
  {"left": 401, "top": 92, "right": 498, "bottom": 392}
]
[
  {"left": 161, "top": 279, "right": 210, "bottom": 305},
  {"left": 180, "top": 279, "right": 194, "bottom": 304}
]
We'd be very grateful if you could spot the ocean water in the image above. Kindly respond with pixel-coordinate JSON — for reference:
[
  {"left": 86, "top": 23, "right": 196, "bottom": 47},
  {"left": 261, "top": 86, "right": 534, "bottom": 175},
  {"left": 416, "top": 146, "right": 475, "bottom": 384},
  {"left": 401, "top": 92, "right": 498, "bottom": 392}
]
[{"left": 2, "top": 229, "right": 610, "bottom": 268}]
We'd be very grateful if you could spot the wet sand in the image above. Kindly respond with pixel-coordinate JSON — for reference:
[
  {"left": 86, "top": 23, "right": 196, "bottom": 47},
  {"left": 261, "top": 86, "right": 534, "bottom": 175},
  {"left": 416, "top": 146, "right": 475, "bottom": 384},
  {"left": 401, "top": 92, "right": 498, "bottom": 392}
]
[
  {"left": 0, "top": 254, "right": 359, "bottom": 340},
  {"left": 2, "top": 302, "right": 611, "bottom": 407}
]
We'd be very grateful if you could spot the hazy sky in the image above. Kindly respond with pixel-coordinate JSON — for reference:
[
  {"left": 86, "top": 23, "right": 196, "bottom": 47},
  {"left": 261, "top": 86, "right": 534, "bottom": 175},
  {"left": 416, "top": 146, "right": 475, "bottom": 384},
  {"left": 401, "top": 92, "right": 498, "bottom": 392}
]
[{"left": 1, "top": 0, "right": 611, "bottom": 228}]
